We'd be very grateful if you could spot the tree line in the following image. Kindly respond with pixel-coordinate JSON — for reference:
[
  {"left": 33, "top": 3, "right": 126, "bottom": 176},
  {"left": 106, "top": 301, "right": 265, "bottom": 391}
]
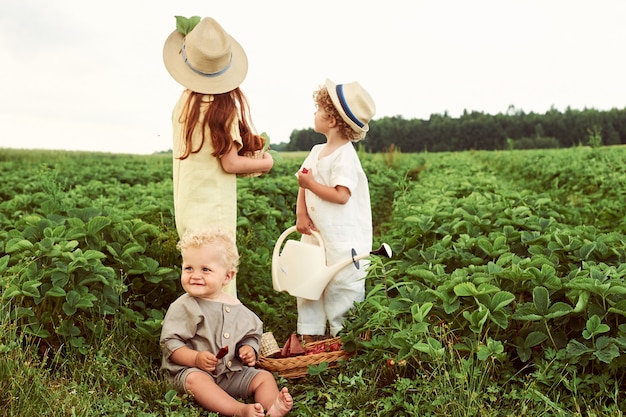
[{"left": 276, "top": 106, "right": 626, "bottom": 153}]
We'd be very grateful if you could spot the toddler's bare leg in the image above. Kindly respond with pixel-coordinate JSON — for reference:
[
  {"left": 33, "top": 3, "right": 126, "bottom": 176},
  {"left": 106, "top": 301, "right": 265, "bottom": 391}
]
[
  {"left": 266, "top": 387, "right": 293, "bottom": 417},
  {"left": 186, "top": 371, "right": 264, "bottom": 417},
  {"left": 248, "top": 371, "right": 293, "bottom": 416}
]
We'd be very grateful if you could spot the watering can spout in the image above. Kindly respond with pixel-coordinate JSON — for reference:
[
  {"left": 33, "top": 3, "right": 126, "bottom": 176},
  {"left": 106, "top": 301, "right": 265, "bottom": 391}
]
[
  {"left": 351, "top": 243, "right": 393, "bottom": 269},
  {"left": 272, "top": 226, "right": 392, "bottom": 300}
]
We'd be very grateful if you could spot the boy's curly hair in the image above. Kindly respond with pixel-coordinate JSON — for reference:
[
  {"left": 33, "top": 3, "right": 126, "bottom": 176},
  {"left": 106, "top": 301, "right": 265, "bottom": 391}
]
[
  {"left": 313, "top": 86, "right": 363, "bottom": 142},
  {"left": 177, "top": 228, "right": 239, "bottom": 273}
]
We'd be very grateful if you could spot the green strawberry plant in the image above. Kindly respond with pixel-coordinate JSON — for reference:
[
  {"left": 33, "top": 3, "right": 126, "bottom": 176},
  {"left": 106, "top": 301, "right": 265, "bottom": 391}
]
[{"left": 3, "top": 146, "right": 626, "bottom": 413}]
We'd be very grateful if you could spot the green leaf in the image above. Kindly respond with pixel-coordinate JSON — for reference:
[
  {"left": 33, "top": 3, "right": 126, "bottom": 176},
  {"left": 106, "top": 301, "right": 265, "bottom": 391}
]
[
  {"left": 532, "top": 286, "right": 550, "bottom": 316},
  {"left": 576, "top": 242, "right": 596, "bottom": 260},
  {"left": 487, "top": 261, "right": 504, "bottom": 274},
  {"left": 63, "top": 290, "right": 92, "bottom": 315},
  {"left": 130, "top": 257, "right": 159, "bottom": 275},
  {"left": 593, "top": 337, "right": 620, "bottom": 363},
  {"left": 175, "top": 15, "right": 189, "bottom": 34},
  {"left": 413, "top": 338, "right": 444, "bottom": 357},
  {"left": 45, "top": 286, "right": 66, "bottom": 297},
  {"left": 427, "top": 337, "right": 444, "bottom": 356},
  {"left": 608, "top": 299, "right": 626, "bottom": 317},
  {"left": 477, "top": 339, "right": 504, "bottom": 361},
  {"left": 122, "top": 243, "right": 144, "bottom": 259},
  {"left": 5, "top": 238, "right": 34, "bottom": 253},
  {"left": 51, "top": 270, "right": 70, "bottom": 288},
  {"left": 489, "top": 291, "right": 515, "bottom": 311},
  {"left": 544, "top": 302, "right": 572, "bottom": 319},
  {"left": 442, "top": 295, "right": 460, "bottom": 314},
  {"left": 268, "top": 149, "right": 283, "bottom": 163},
  {"left": 21, "top": 280, "right": 42, "bottom": 298},
  {"left": 25, "top": 323, "right": 50, "bottom": 338},
  {"left": 529, "top": 265, "right": 562, "bottom": 289},
  {"left": 463, "top": 308, "right": 489, "bottom": 334},
  {"left": 516, "top": 344, "right": 532, "bottom": 363},
  {"left": 582, "top": 315, "right": 610, "bottom": 339},
  {"left": 524, "top": 331, "right": 548, "bottom": 348},
  {"left": 572, "top": 291, "right": 590, "bottom": 313},
  {"left": 455, "top": 282, "right": 500, "bottom": 298},
  {"left": 607, "top": 284, "right": 626, "bottom": 296},
  {"left": 2, "top": 286, "right": 22, "bottom": 299},
  {"left": 307, "top": 361, "right": 330, "bottom": 377},
  {"left": 87, "top": 216, "right": 111, "bottom": 235},
  {"left": 406, "top": 267, "right": 436, "bottom": 281},
  {"left": 512, "top": 304, "right": 542, "bottom": 321},
  {"left": 56, "top": 319, "right": 81, "bottom": 337},
  {"left": 164, "top": 390, "right": 180, "bottom": 405},
  {"left": 489, "top": 310, "right": 509, "bottom": 329},
  {"left": 454, "top": 282, "right": 477, "bottom": 297},
  {"left": 566, "top": 339, "right": 593, "bottom": 356},
  {"left": 63, "top": 303, "right": 77, "bottom": 316},
  {"left": 0, "top": 255, "right": 9, "bottom": 274},
  {"left": 410, "top": 302, "right": 433, "bottom": 323},
  {"left": 175, "top": 15, "right": 201, "bottom": 36},
  {"left": 82, "top": 249, "right": 107, "bottom": 262},
  {"left": 260, "top": 132, "right": 271, "bottom": 151}
]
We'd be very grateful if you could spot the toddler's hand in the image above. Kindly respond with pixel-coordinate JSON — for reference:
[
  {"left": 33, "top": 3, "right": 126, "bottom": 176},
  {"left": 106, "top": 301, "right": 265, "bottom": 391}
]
[
  {"left": 296, "top": 214, "right": 317, "bottom": 235},
  {"left": 238, "top": 345, "right": 257, "bottom": 367},
  {"left": 194, "top": 351, "right": 217, "bottom": 372},
  {"left": 297, "top": 167, "right": 313, "bottom": 189}
]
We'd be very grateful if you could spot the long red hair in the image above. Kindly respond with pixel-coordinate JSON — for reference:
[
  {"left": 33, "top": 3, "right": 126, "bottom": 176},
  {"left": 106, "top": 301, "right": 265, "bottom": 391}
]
[{"left": 177, "top": 88, "right": 256, "bottom": 159}]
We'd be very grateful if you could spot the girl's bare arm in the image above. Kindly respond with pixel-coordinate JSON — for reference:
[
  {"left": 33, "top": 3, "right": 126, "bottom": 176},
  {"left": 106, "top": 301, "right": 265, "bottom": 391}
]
[{"left": 220, "top": 145, "right": 273, "bottom": 174}]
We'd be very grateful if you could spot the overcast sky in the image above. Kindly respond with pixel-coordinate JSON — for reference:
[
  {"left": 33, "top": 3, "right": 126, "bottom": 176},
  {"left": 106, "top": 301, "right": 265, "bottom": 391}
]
[{"left": 1, "top": 0, "right": 625, "bottom": 155}]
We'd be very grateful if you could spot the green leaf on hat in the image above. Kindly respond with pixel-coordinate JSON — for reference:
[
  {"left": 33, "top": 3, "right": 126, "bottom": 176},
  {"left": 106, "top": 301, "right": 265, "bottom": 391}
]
[{"left": 175, "top": 15, "right": 201, "bottom": 36}]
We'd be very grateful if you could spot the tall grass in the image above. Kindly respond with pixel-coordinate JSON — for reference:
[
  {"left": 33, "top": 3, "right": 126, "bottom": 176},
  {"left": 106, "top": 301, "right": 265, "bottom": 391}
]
[{"left": 0, "top": 301, "right": 178, "bottom": 416}]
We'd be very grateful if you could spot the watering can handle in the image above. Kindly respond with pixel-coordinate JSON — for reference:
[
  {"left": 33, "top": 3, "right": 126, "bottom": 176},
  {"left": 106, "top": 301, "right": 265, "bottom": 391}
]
[
  {"left": 275, "top": 226, "right": 324, "bottom": 250},
  {"left": 271, "top": 226, "right": 325, "bottom": 292}
]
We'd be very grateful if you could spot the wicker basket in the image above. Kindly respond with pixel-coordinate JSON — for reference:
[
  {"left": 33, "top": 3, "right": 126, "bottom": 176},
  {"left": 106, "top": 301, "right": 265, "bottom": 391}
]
[
  {"left": 257, "top": 336, "right": 353, "bottom": 379},
  {"left": 238, "top": 150, "right": 263, "bottom": 178}
]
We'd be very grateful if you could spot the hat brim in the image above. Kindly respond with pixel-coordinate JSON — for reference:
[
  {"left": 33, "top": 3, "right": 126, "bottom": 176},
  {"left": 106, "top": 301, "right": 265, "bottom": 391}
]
[
  {"left": 163, "top": 30, "right": 248, "bottom": 94},
  {"left": 326, "top": 78, "right": 369, "bottom": 135}
]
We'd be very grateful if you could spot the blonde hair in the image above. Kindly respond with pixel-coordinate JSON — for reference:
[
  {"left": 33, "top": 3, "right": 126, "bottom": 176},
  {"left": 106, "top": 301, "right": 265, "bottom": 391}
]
[
  {"left": 177, "top": 228, "right": 239, "bottom": 273},
  {"left": 313, "top": 85, "right": 362, "bottom": 142}
]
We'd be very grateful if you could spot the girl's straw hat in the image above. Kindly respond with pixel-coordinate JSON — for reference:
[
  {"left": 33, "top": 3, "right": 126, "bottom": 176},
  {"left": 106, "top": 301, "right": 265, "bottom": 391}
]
[
  {"left": 163, "top": 17, "right": 248, "bottom": 94},
  {"left": 326, "top": 79, "right": 376, "bottom": 138}
]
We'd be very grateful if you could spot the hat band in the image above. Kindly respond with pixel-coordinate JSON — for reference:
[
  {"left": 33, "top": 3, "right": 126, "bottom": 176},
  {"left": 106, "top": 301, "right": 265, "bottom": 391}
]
[
  {"left": 181, "top": 40, "right": 232, "bottom": 78},
  {"left": 336, "top": 85, "right": 365, "bottom": 128}
]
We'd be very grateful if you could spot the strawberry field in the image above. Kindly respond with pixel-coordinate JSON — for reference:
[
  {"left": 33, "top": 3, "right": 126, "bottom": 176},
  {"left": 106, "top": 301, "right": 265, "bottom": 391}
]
[{"left": 1, "top": 146, "right": 626, "bottom": 416}]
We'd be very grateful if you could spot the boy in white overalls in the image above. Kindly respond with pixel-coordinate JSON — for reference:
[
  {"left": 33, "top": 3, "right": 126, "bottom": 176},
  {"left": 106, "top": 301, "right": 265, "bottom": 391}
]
[{"left": 295, "top": 79, "right": 376, "bottom": 342}]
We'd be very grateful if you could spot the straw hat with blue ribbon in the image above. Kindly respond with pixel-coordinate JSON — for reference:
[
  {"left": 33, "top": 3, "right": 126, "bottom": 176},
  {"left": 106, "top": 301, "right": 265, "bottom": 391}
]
[
  {"left": 163, "top": 17, "right": 248, "bottom": 94},
  {"left": 325, "top": 79, "right": 376, "bottom": 139}
]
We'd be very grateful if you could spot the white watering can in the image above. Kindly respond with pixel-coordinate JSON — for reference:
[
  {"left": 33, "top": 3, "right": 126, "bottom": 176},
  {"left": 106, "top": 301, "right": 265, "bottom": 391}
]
[{"left": 271, "top": 226, "right": 392, "bottom": 300}]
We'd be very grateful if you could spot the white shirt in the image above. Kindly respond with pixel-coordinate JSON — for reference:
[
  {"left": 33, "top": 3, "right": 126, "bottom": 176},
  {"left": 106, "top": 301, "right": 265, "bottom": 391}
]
[{"left": 299, "top": 142, "right": 372, "bottom": 264}]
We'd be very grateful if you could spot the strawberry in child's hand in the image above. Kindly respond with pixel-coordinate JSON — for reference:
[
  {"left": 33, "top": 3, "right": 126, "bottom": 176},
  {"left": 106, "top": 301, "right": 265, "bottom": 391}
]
[
  {"left": 216, "top": 346, "right": 229, "bottom": 359},
  {"left": 302, "top": 168, "right": 308, "bottom": 174}
]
